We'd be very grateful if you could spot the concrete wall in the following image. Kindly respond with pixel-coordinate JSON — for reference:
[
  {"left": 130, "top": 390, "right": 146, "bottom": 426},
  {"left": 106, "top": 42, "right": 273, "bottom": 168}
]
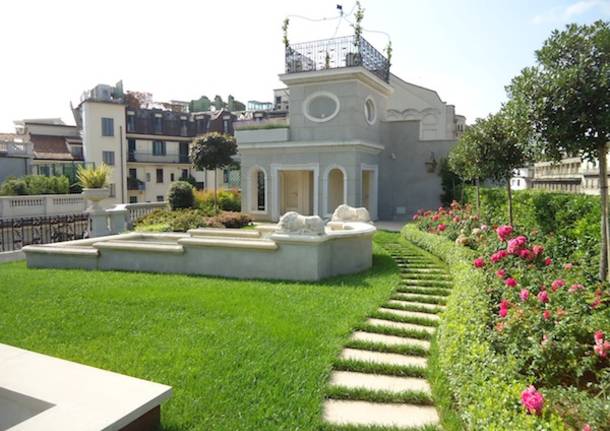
[{"left": 379, "top": 120, "right": 455, "bottom": 219}]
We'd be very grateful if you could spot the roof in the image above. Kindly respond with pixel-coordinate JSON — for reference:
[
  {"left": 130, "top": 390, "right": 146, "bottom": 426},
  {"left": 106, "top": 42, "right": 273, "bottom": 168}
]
[{"left": 30, "top": 134, "right": 81, "bottom": 161}]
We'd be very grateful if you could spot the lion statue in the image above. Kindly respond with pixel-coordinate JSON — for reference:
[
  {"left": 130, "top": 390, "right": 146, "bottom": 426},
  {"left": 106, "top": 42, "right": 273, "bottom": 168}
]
[
  {"left": 277, "top": 212, "right": 325, "bottom": 235},
  {"left": 331, "top": 204, "right": 371, "bottom": 223}
]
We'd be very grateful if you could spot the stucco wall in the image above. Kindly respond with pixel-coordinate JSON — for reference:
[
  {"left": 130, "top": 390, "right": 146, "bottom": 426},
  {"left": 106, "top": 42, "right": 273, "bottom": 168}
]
[{"left": 379, "top": 120, "right": 455, "bottom": 219}]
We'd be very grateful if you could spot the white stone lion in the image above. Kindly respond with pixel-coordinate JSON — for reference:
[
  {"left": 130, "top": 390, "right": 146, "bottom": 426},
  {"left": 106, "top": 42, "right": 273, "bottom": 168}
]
[
  {"left": 331, "top": 204, "right": 371, "bottom": 223},
  {"left": 277, "top": 211, "right": 325, "bottom": 235}
]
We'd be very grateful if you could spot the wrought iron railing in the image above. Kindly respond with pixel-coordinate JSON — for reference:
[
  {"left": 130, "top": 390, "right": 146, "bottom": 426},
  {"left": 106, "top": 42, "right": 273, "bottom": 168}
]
[
  {"left": 285, "top": 35, "right": 390, "bottom": 82},
  {"left": 0, "top": 214, "right": 89, "bottom": 252}
]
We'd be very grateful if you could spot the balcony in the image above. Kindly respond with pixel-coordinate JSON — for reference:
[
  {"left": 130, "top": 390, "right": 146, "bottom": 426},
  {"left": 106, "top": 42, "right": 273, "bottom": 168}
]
[
  {"left": 128, "top": 152, "right": 190, "bottom": 164},
  {"left": 127, "top": 177, "right": 146, "bottom": 191},
  {"left": 285, "top": 35, "right": 390, "bottom": 83},
  {"left": 0, "top": 141, "right": 32, "bottom": 158}
]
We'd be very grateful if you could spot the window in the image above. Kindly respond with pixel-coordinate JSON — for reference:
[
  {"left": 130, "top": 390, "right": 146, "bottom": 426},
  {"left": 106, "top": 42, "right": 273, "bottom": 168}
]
[
  {"left": 153, "top": 116, "right": 163, "bottom": 134},
  {"left": 146, "top": 173, "right": 151, "bottom": 182},
  {"left": 152, "top": 140, "right": 166, "bottom": 156},
  {"left": 180, "top": 119, "right": 188, "bottom": 136},
  {"left": 128, "top": 168, "right": 137, "bottom": 179},
  {"left": 223, "top": 120, "right": 229, "bottom": 133},
  {"left": 156, "top": 168, "right": 164, "bottom": 183},
  {"left": 128, "top": 138, "right": 136, "bottom": 161},
  {"left": 181, "top": 169, "right": 189, "bottom": 179},
  {"left": 170, "top": 173, "right": 175, "bottom": 182},
  {"left": 129, "top": 196, "right": 138, "bottom": 203},
  {"left": 304, "top": 92, "right": 340, "bottom": 122},
  {"left": 127, "top": 115, "right": 135, "bottom": 132},
  {"left": 101, "top": 118, "right": 114, "bottom": 136},
  {"left": 102, "top": 151, "right": 115, "bottom": 166},
  {"left": 223, "top": 169, "right": 229, "bottom": 184},
  {"left": 364, "top": 97, "right": 376, "bottom": 124},
  {"left": 109, "top": 183, "right": 116, "bottom": 197},
  {"left": 256, "top": 171, "right": 265, "bottom": 211},
  {"left": 156, "top": 195, "right": 164, "bottom": 202},
  {"left": 70, "top": 145, "right": 83, "bottom": 159}
]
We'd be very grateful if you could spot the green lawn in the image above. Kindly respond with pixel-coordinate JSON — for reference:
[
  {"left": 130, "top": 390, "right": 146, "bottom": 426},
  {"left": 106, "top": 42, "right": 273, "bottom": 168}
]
[{"left": 0, "top": 232, "right": 399, "bottom": 431}]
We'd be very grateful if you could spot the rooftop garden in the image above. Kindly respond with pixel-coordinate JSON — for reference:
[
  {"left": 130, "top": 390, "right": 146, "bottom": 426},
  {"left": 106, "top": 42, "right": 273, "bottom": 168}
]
[{"left": 0, "top": 232, "right": 399, "bottom": 430}]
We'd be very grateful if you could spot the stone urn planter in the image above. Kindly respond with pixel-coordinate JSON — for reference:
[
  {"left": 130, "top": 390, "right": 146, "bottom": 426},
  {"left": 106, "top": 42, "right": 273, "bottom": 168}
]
[{"left": 82, "top": 187, "right": 110, "bottom": 212}]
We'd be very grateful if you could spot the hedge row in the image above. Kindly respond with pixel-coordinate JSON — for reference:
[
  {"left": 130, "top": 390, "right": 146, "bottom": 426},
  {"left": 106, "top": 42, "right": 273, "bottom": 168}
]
[{"left": 402, "top": 224, "right": 566, "bottom": 430}]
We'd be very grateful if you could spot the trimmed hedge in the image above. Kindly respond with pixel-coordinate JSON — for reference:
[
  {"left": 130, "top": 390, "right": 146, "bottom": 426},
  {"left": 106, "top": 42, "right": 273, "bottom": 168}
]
[
  {"left": 403, "top": 224, "right": 566, "bottom": 430},
  {"left": 0, "top": 175, "right": 69, "bottom": 195}
]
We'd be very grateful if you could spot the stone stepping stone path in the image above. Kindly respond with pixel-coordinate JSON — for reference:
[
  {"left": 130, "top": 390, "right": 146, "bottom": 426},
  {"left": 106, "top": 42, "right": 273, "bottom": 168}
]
[{"left": 322, "top": 239, "right": 452, "bottom": 430}]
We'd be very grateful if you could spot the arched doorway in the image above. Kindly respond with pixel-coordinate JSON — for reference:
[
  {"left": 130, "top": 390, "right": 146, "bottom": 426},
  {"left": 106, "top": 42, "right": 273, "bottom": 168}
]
[{"left": 327, "top": 168, "right": 345, "bottom": 215}]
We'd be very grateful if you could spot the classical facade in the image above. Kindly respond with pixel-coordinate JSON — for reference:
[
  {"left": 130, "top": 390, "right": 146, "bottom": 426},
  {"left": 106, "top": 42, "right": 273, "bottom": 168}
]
[{"left": 236, "top": 35, "right": 465, "bottom": 221}]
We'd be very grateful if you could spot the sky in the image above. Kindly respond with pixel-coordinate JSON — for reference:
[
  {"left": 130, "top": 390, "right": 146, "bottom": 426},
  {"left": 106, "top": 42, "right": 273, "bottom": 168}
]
[{"left": 0, "top": 0, "right": 608, "bottom": 131}]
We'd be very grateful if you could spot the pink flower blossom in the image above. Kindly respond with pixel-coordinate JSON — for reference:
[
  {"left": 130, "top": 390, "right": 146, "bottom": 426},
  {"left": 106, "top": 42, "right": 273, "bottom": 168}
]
[
  {"left": 507, "top": 236, "right": 527, "bottom": 254},
  {"left": 453, "top": 216, "right": 461, "bottom": 223},
  {"left": 432, "top": 214, "right": 440, "bottom": 221},
  {"left": 473, "top": 257, "right": 485, "bottom": 268},
  {"left": 496, "top": 225, "right": 513, "bottom": 241},
  {"left": 532, "top": 244, "right": 544, "bottom": 256},
  {"left": 595, "top": 330, "right": 604, "bottom": 342},
  {"left": 594, "top": 331, "right": 610, "bottom": 359},
  {"left": 544, "top": 257, "right": 553, "bottom": 266},
  {"left": 537, "top": 290, "right": 549, "bottom": 304},
  {"left": 543, "top": 310, "right": 552, "bottom": 320},
  {"left": 480, "top": 224, "right": 489, "bottom": 232},
  {"left": 582, "top": 424, "right": 591, "bottom": 431},
  {"left": 505, "top": 277, "right": 517, "bottom": 288},
  {"left": 499, "top": 299, "right": 510, "bottom": 318},
  {"left": 519, "top": 289, "right": 530, "bottom": 302},
  {"left": 551, "top": 279, "right": 565, "bottom": 292},
  {"left": 564, "top": 263, "right": 573, "bottom": 270},
  {"left": 521, "top": 385, "right": 544, "bottom": 415},
  {"left": 412, "top": 214, "right": 419, "bottom": 220},
  {"left": 495, "top": 269, "right": 507, "bottom": 279},
  {"left": 541, "top": 334, "right": 549, "bottom": 347},
  {"left": 569, "top": 284, "right": 584, "bottom": 293},
  {"left": 437, "top": 223, "right": 447, "bottom": 232},
  {"left": 491, "top": 249, "right": 509, "bottom": 263}
]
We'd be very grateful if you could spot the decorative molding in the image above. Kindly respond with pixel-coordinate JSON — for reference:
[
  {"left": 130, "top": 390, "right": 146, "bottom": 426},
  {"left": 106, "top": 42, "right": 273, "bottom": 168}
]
[{"left": 303, "top": 91, "right": 340, "bottom": 123}]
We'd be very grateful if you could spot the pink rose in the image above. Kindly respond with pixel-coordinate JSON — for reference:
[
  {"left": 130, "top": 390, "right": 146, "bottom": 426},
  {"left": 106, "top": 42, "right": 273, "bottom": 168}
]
[
  {"left": 537, "top": 290, "right": 549, "bottom": 304},
  {"left": 543, "top": 310, "right": 551, "bottom": 320},
  {"left": 582, "top": 425, "right": 591, "bottom": 431},
  {"left": 453, "top": 216, "right": 461, "bottom": 223},
  {"left": 532, "top": 244, "right": 544, "bottom": 256},
  {"left": 412, "top": 214, "right": 419, "bottom": 220},
  {"left": 544, "top": 257, "right": 553, "bottom": 266},
  {"left": 432, "top": 214, "right": 440, "bottom": 221},
  {"left": 521, "top": 385, "right": 544, "bottom": 415},
  {"left": 499, "top": 299, "right": 510, "bottom": 318},
  {"left": 495, "top": 269, "right": 507, "bottom": 279},
  {"left": 496, "top": 225, "right": 513, "bottom": 241},
  {"left": 505, "top": 277, "right": 517, "bottom": 288},
  {"left": 473, "top": 257, "right": 485, "bottom": 268},
  {"left": 480, "top": 224, "right": 489, "bottom": 232},
  {"left": 437, "top": 223, "right": 447, "bottom": 232},
  {"left": 569, "top": 284, "right": 584, "bottom": 293},
  {"left": 594, "top": 330, "right": 604, "bottom": 343},
  {"left": 564, "top": 263, "right": 573, "bottom": 270},
  {"left": 519, "top": 289, "right": 530, "bottom": 301},
  {"left": 551, "top": 279, "right": 565, "bottom": 292},
  {"left": 491, "top": 249, "right": 508, "bottom": 263}
]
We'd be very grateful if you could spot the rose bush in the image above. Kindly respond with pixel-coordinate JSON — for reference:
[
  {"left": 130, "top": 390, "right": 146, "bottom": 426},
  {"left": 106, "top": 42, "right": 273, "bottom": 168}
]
[{"left": 412, "top": 201, "right": 610, "bottom": 429}]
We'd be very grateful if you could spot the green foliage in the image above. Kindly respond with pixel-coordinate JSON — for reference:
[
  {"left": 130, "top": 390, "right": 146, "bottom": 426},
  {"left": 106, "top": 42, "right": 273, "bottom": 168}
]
[
  {"left": 135, "top": 208, "right": 251, "bottom": 232},
  {"left": 282, "top": 18, "right": 289, "bottom": 48},
  {"left": 190, "top": 132, "right": 237, "bottom": 171},
  {"left": 403, "top": 225, "right": 567, "bottom": 430},
  {"left": 352, "top": 1, "right": 365, "bottom": 47},
  {"left": 76, "top": 164, "right": 111, "bottom": 188},
  {"left": 167, "top": 181, "right": 194, "bottom": 210},
  {"left": 439, "top": 158, "right": 463, "bottom": 206},
  {"left": 0, "top": 175, "right": 69, "bottom": 196},
  {"left": 448, "top": 118, "right": 493, "bottom": 183},
  {"left": 194, "top": 189, "right": 241, "bottom": 212}
]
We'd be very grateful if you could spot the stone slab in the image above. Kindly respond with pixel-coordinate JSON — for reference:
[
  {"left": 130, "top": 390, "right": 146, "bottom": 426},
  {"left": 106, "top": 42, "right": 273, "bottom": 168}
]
[
  {"left": 366, "top": 318, "right": 435, "bottom": 335},
  {"left": 350, "top": 331, "right": 430, "bottom": 350},
  {"left": 329, "top": 371, "right": 431, "bottom": 394},
  {"left": 323, "top": 399, "right": 440, "bottom": 428},
  {"left": 378, "top": 308, "right": 440, "bottom": 322},
  {"left": 340, "top": 348, "right": 427, "bottom": 368}
]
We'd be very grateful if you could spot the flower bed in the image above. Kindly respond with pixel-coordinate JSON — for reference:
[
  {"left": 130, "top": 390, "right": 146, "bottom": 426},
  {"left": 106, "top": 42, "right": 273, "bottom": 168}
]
[
  {"left": 134, "top": 209, "right": 252, "bottom": 232},
  {"left": 408, "top": 202, "right": 610, "bottom": 430}
]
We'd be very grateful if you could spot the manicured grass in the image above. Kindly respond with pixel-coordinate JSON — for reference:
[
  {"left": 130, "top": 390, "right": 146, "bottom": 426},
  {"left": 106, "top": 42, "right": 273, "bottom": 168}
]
[{"left": 0, "top": 232, "right": 400, "bottom": 431}]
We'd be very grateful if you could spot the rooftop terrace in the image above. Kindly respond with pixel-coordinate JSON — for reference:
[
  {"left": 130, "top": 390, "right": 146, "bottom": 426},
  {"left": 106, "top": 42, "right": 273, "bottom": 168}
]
[{"left": 285, "top": 35, "right": 390, "bottom": 83}]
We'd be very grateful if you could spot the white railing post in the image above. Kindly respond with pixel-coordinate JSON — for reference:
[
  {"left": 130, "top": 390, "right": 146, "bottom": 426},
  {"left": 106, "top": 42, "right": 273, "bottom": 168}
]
[{"left": 107, "top": 205, "right": 128, "bottom": 234}]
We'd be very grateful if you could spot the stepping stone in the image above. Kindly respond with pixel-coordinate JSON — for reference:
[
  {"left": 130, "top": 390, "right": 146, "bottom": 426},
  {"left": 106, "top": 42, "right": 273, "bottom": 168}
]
[
  {"left": 397, "top": 287, "right": 451, "bottom": 296},
  {"left": 394, "top": 293, "right": 447, "bottom": 303},
  {"left": 379, "top": 307, "right": 440, "bottom": 322},
  {"left": 388, "top": 300, "right": 445, "bottom": 312},
  {"left": 329, "top": 371, "right": 431, "bottom": 394},
  {"left": 402, "top": 268, "right": 446, "bottom": 273},
  {"left": 366, "top": 318, "right": 435, "bottom": 335},
  {"left": 323, "top": 399, "right": 440, "bottom": 428},
  {"left": 350, "top": 331, "right": 430, "bottom": 350},
  {"left": 339, "top": 348, "right": 427, "bottom": 368}
]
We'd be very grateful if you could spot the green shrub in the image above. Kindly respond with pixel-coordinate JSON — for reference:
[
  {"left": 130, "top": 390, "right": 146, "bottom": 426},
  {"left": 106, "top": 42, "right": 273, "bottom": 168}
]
[
  {"left": 0, "top": 175, "right": 69, "bottom": 195},
  {"left": 403, "top": 225, "right": 567, "bottom": 430},
  {"left": 135, "top": 209, "right": 251, "bottom": 232},
  {"left": 168, "top": 210, "right": 222, "bottom": 232},
  {"left": 76, "top": 164, "right": 111, "bottom": 188},
  {"left": 210, "top": 211, "right": 252, "bottom": 229},
  {"left": 168, "top": 181, "right": 194, "bottom": 210},
  {"left": 194, "top": 188, "right": 241, "bottom": 212}
]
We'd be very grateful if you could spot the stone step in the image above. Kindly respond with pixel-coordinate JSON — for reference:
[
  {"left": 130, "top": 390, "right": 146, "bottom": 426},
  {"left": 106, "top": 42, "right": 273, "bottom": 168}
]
[
  {"left": 388, "top": 300, "right": 445, "bottom": 312},
  {"left": 379, "top": 307, "right": 440, "bottom": 322},
  {"left": 399, "top": 267, "right": 446, "bottom": 273},
  {"left": 339, "top": 348, "right": 427, "bottom": 368},
  {"left": 350, "top": 331, "right": 430, "bottom": 350},
  {"left": 397, "top": 286, "right": 451, "bottom": 296},
  {"left": 329, "top": 371, "right": 431, "bottom": 394},
  {"left": 393, "top": 293, "right": 447, "bottom": 304},
  {"left": 323, "top": 399, "right": 440, "bottom": 428},
  {"left": 366, "top": 318, "right": 435, "bottom": 335}
]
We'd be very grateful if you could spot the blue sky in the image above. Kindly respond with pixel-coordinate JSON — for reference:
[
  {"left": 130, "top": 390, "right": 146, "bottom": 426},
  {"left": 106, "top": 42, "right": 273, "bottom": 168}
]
[{"left": 0, "top": 0, "right": 608, "bottom": 131}]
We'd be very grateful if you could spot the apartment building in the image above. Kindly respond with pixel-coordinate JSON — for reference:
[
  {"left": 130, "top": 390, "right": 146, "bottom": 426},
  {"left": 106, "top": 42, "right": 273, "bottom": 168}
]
[{"left": 76, "top": 83, "right": 238, "bottom": 205}]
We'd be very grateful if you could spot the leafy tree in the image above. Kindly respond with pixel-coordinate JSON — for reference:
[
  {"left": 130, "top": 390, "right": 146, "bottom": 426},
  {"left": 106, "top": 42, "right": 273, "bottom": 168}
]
[
  {"left": 448, "top": 118, "right": 493, "bottom": 216},
  {"left": 190, "top": 132, "right": 238, "bottom": 211},
  {"left": 509, "top": 20, "right": 610, "bottom": 279},
  {"left": 189, "top": 96, "right": 211, "bottom": 112},
  {"left": 213, "top": 95, "right": 226, "bottom": 111}
]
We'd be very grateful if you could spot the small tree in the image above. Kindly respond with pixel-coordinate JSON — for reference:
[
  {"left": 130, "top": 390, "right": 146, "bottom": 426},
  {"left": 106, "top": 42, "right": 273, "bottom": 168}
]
[
  {"left": 168, "top": 181, "right": 194, "bottom": 210},
  {"left": 190, "top": 132, "right": 238, "bottom": 212},
  {"left": 448, "top": 118, "right": 493, "bottom": 216},
  {"left": 510, "top": 20, "right": 610, "bottom": 279}
]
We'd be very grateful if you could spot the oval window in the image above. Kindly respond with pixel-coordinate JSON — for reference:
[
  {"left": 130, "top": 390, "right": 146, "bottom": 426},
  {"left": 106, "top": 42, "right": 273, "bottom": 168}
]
[
  {"left": 364, "top": 97, "right": 376, "bottom": 124},
  {"left": 304, "top": 92, "right": 340, "bottom": 122}
]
